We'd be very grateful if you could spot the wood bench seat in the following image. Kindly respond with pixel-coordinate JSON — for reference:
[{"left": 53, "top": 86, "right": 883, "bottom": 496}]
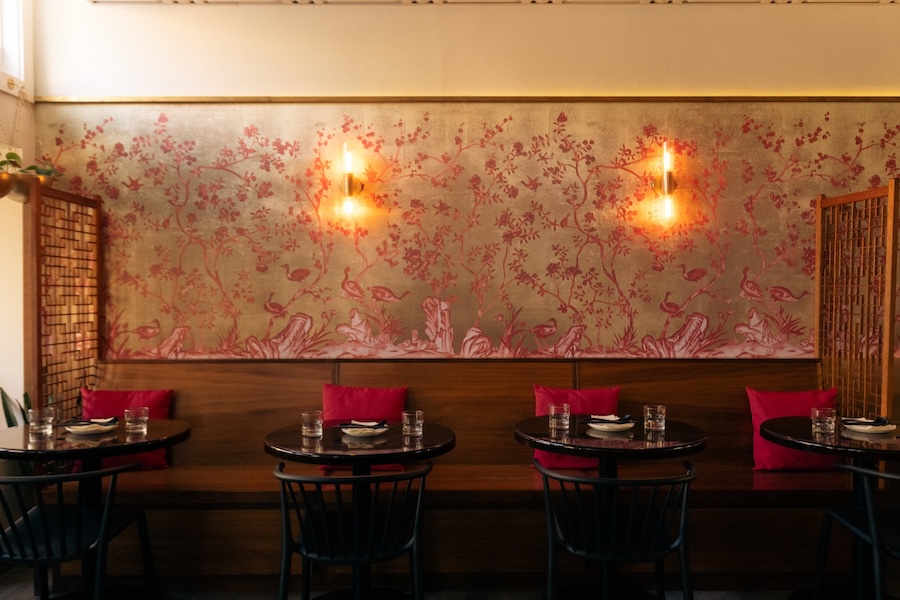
[
  {"left": 118, "top": 461, "right": 852, "bottom": 509},
  {"left": 92, "top": 357, "right": 853, "bottom": 592}
]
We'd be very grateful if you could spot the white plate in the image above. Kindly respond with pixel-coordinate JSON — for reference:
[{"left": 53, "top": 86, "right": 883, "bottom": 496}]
[
  {"left": 587, "top": 422, "right": 635, "bottom": 432},
  {"left": 840, "top": 429, "right": 896, "bottom": 442},
  {"left": 341, "top": 434, "right": 389, "bottom": 447},
  {"left": 586, "top": 427, "right": 634, "bottom": 440},
  {"left": 341, "top": 426, "right": 389, "bottom": 438},
  {"left": 843, "top": 422, "right": 897, "bottom": 434},
  {"left": 65, "top": 423, "right": 119, "bottom": 435}
]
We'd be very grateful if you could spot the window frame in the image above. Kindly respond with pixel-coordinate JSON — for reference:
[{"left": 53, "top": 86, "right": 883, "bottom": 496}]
[{"left": 0, "top": 0, "right": 31, "bottom": 102}]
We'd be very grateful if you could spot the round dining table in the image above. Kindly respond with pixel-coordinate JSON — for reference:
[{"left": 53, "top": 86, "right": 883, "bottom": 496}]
[
  {"left": 0, "top": 417, "right": 192, "bottom": 472},
  {"left": 760, "top": 415, "right": 900, "bottom": 464},
  {"left": 514, "top": 414, "right": 707, "bottom": 477},
  {"left": 265, "top": 420, "right": 455, "bottom": 599},
  {"left": 761, "top": 416, "right": 900, "bottom": 600},
  {"left": 264, "top": 420, "right": 456, "bottom": 475},
  {"left": 0, "top": 418, "right": 191, "bottom": 599}
]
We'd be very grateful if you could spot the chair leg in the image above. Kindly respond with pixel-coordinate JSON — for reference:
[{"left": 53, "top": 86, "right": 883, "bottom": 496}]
[
  {"left": 680, "top": 545, "right": 694, "bottom": 600},
  {"left": 301, "top": 556, "right": 312, "bottom": 600},
  {"left": 546, "top": 544, "right": 557, "bottom": 600},
  {"left": 92, "top": 545, "right": 108, "bottom": 600},
  {"left": 410, "top": 542, "right": 424, "bottom": 600},
  {"left": 278, "top": 545, "right": 293, "bottom": 600},
  {"left": 135, "top": 511, "right": 160, "bottom": 598},
  {"left": 872, "top": 542, "right": 884, "bottom": 600},
  {"left": 601, "top": 562, "right": 611, "bottom": 600},
  {"left": 654, "top": 557, "right": 665, "bottom": 598},
  {"left": 813, "top": 513, "right": 834, "bottom": 600},
  {"left": 35, "top": 565, "right": 49, "bottom": 600}
]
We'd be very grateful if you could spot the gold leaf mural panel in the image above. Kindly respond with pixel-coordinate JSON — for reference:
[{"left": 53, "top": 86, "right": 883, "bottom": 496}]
[{"left": 34, "top": 100, "right": 900, "bottom": 359}]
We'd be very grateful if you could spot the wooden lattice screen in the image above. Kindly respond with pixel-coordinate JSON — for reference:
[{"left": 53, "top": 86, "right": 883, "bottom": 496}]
[
  {"left": 24, "top": 181, "right": 102, "bottom": 423},
  {"left": 816, "top": 179, "right": 899, "bottom": 420}
]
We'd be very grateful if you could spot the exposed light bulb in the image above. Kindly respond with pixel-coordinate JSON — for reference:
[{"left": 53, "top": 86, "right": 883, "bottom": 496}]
[
  {"left": 343, "top": 142, "right": 353, "bottom": 174},
  {"left": 663, "top": 141, "right": 673, "bottom": 175},
  {"left": 341, "top": 197, "right": 357, "bottom": 217},
  {"left": 661, "top": 195, "right": 674, "bottom": 221}
]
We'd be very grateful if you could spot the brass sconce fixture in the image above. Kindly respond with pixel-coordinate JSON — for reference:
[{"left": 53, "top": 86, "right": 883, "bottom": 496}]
[
  {"left": 339, "top": 143, "right": 364, "bottom": 217},
  {"left": 653, "top": 141, "right": 676, "bottom": 222}
]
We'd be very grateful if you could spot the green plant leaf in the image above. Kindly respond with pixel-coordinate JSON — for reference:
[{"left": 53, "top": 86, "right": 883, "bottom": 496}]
[
  {"left": 20, "top": 392, "right": 30, "bottom": 423},
  {"left": 0, "top": 388, "right": 21, "bottom": 428}
]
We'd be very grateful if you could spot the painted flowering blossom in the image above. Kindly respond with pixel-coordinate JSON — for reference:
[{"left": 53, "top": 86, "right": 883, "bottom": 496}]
[{"left": 34, "top": 102, "right": 900, "bottom": 359}]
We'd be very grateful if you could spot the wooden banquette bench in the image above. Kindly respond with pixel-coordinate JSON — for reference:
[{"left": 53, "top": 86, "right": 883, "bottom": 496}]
[{"left": 92, "top": 358, "right": 852, "bottom": 593}]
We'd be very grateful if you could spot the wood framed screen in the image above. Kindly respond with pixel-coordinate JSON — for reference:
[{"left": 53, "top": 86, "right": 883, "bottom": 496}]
[
  {"left": 24, "top": 181, "right": 102, "bottom": 422},
  {"left": 816, "top": 179, "right": 899, "bottom": 419}
]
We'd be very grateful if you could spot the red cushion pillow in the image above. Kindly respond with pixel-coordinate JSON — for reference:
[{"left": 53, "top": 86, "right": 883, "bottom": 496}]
[
  {"left": 533, "top": 385, "right": 620, "bottom": 469},
  {"left": 747, "top": 386, "right": 838, "bottom": 471},
  {"left": 80, "top": 388, "right": 173, "bottom": 470},
  {"left": 321, "top": 384, "right": 408, "bottom": 471},
  {"left": 322, "top": 384, "right": 407, "bottom": 421}
]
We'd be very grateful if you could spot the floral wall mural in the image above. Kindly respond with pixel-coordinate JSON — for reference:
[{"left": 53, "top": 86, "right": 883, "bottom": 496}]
[{"left": 34, "top": 101, "right": 900, "bottom": 360}]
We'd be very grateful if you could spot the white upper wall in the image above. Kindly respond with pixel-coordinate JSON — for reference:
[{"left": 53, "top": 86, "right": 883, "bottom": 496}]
[{"left": 33, "top": 0, "right": 900, "bottom": 98}]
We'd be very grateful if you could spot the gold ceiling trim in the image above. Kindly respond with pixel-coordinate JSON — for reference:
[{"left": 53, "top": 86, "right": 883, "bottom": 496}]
[
  {"left": 35, "top": 95, "right": 900, "bottom": 104},
  {"left": 87, "top": 0, "right": 898, "bottom": 4}
]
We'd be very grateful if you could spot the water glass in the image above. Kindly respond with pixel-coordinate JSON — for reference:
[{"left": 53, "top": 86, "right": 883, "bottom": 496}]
[
  {"left": 27, "top": 407, "right": 55, "bottom": 438},
  {"left": 402, "top": 410, "right": 424, "bottom": 437},
  {"left": 811, "top": 407, "right": 836, "bottom": 435},
  {"left": 124, "top": 406, "right": 150, "bottom": 436},
  {"left": 643, "top": 404, "right": 666, "bottom": 432},
  {"left": 301, "top": 410, "right": 323, "bottom": 438},
  {"left": 645, "top": 429, "right": 666, "bottom": 446},
  {"left": 548, "top": 403, "right": 570, "bottom": 431},
  {"left": 403, "top": 435, "right": 424, "bottom": 451}
]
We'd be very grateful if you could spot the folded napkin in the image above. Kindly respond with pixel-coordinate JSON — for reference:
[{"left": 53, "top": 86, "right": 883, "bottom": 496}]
[
  {"left": 579, "top": 414, "right": 632, "bottom": 425},
  {"left": 63, "top": 417, "right": 119, "bottom": 427},
  {"left": 338, "top": 419, "right": 388, "bottom": 429},
  {"left": 843, "top": 417, "right": 890, "bottom": 426}
]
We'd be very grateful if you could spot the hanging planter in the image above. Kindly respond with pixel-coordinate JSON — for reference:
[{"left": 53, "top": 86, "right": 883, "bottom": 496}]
[
  {"left": 0, "top": 152, "right": 57, "bottom": 199},
  {"left": 0, "top": 172, "right": 15, "bottom": 197}
]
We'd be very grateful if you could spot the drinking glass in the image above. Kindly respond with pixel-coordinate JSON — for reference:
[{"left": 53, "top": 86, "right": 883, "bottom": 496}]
[
  {"left": 402, "top": 410, "right": 424, "bottom": 437},
  {"left": 643, "top": 404, "right": 666, "bottom": 432},
  {"left": 124, "top": 406, "right": 150, "bottom": 436},
  {"left": 811, "top": 407, "right": 836, "bottom": 435},
  {"left": 27, "top": 407, "right": 55, "bottom": 438},
  {"left": 301, "top": 410, "right": 323, "bottom": 438},
  {"left": 548, "top": 403, "right": 570, "bottom": 431}
]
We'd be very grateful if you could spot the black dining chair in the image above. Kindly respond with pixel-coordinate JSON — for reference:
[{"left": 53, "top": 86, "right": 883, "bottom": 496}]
[
  {"left": 534, "top": 459, "right": 698, "bottom": 600},
  {"left": 274, "top": 461, "right": 432, "bottom": 600},
  {"left": 0, "top": 461, "right": 157, "bottom": 600},
  {"left": 813, "top": 462, "right": 900, "bottom": 600}
]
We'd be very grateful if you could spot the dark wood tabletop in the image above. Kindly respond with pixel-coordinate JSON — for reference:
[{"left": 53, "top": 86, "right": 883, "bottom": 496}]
[
  {"left": 514, "top": 414, "right": 707, "bottom": 477},
  {"left": 264, "top": 420, "right": 456, "bottom": 475},
  {"left": 0, "top": 418, "right": 191, "bottom": 469},
  {"left": 761, "top": 416, "right": 900, "bottom": 462}
]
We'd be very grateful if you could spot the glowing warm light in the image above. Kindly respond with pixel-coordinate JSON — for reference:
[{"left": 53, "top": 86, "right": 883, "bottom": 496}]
[
  {"left": 662, "top": 141, "right": 673, "bottom": 177},
  {"left": 657, "top": 141, "right": 676, "bottom": 225},
  {"left": 341, "top": 197, "right": 357, "bottom": 217},
  {"left": 661, "top": 195, "right": 674, "bottom": 221},
  {"left": 343, "top": 143, "right": 353, "bottom": 174}
]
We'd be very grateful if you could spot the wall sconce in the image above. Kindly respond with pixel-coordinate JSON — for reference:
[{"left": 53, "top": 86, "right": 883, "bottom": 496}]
[
  {"left": 340, "top": 143, "right": 364, "bottom": 218},
  {"left": 653, "top": 141, "right": 676, "bottom": 222}
]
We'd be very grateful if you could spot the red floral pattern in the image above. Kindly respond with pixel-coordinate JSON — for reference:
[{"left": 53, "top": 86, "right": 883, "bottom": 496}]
[{"left": 34, "top": 102, "right": 900, "bottom": 359}]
